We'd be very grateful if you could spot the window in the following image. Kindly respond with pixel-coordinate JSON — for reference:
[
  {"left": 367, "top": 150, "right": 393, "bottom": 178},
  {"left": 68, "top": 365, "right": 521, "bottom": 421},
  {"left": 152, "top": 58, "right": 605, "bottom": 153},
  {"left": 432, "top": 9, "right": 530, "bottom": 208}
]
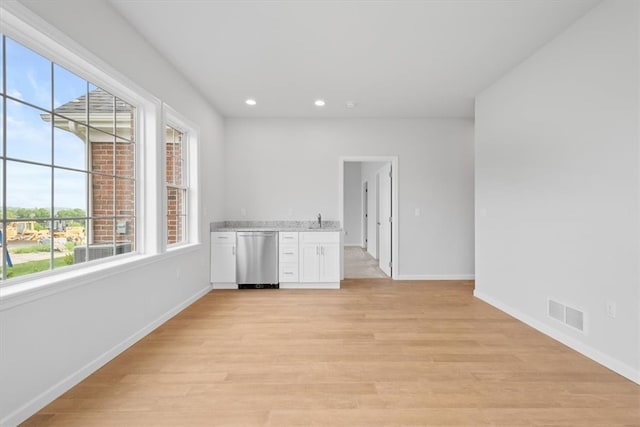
[
  {"left": 165, "top": 125, "right": 187, "bottom": 246},
  {"left": 0, "top": 34, "right": 137, "bottom": 283}
]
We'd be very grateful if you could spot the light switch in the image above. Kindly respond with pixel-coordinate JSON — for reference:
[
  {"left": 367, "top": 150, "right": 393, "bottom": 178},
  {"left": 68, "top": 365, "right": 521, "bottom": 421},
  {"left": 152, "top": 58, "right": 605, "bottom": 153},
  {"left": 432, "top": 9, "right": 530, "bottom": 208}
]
[{"left": 414, "top": 208, "right": 421, "bottom": 216}]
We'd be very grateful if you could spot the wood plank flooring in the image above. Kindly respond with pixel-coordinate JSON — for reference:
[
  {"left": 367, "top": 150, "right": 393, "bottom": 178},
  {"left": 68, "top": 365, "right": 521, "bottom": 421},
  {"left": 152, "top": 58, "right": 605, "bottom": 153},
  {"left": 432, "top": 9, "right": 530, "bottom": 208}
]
[{"left": 24, "top": 279, "right": 640, "bottom": 426}]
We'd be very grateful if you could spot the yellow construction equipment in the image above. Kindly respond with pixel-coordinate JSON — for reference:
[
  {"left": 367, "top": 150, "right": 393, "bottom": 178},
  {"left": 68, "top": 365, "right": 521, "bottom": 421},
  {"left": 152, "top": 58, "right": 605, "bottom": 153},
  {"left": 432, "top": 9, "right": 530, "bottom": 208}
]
[{"left": 6, "top": 221, "right": 41, "bottom": 241}]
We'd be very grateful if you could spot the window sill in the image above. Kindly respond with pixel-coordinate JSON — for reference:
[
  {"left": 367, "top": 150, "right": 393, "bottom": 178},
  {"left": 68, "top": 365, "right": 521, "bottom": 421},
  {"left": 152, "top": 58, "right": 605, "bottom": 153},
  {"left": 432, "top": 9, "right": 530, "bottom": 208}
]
[{"left": 0, "top": 243, "right": 203, "bottom": 311}]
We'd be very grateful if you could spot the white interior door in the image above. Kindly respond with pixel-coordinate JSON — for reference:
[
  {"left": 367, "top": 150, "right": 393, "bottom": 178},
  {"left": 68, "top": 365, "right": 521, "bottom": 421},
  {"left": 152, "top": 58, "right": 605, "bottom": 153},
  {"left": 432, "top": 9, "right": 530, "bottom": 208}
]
[
  {"left": 362, "top": 182, "right": 368, "bottom": 249},
  {"left": 378, "top": 163, "right": 392, "bottom": 276}
]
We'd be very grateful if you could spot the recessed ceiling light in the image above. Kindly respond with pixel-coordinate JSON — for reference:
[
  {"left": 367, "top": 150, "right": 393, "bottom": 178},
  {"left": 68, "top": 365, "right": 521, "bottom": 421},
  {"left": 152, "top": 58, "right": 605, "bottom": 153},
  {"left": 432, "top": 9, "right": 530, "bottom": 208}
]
[
  {"left": 314, "top": 99, "right": 326, "bottom": 107},
  {"left": 245, "top": 98, "right": 257, "bottom": 106},
  {"left": 346, "top": 101, "right": 358, "bottom": 109}
]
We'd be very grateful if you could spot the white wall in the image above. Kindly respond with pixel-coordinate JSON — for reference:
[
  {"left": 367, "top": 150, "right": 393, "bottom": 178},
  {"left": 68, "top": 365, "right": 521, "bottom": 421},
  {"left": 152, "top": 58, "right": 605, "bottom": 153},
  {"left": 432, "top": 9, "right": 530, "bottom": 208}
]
[
  {"left": 225, "top": 118, "right": 474, "bottom": 278},
  {"left": 343, "top": 162, "right": 362, "bottom": 246},
  {"left": 0, "top": 1, "right": 226, "bottom": 424},
  {"left": 475, "top": 0, "right": 639, "bottom": 382}
]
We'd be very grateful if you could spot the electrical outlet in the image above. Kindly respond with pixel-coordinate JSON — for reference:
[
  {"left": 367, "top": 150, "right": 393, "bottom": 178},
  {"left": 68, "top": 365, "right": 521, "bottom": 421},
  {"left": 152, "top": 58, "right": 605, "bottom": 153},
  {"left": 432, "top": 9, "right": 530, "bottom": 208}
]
[
  {"left": 240, "top": 208, "right": 247, "bottom": 217},
  {"left": 606, "top": 301, "right": 616, "bottom": 318}
]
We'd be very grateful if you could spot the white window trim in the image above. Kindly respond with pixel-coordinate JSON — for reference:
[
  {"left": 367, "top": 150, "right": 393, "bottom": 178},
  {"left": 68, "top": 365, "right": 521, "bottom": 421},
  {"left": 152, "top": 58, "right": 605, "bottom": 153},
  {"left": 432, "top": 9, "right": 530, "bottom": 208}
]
[
  {"left": 162, "top": 103, "right": 200, "bottom": 250},
  {"left": 0, "top": 2, "right": 167, "bottom": 299}
]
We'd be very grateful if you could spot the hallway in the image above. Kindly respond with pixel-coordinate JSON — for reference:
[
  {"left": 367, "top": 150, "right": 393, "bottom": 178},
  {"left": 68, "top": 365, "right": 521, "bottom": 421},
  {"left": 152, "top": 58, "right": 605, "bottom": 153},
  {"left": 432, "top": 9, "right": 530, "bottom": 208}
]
[{"left": 343, "top": 246, "right": 387, "bottom": 279}]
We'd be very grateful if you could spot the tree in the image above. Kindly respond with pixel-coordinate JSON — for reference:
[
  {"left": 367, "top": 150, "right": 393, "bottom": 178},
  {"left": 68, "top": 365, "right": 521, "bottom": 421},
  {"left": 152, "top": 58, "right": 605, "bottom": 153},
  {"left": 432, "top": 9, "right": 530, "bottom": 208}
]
[{"left": 56, "top": 209, "right": 86, "bottom": 226}]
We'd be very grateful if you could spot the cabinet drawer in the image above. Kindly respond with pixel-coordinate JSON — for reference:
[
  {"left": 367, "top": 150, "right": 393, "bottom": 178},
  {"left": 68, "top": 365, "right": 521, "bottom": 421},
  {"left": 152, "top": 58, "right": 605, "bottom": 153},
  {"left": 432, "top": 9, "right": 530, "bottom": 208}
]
[
  {"left": 212, "top": 232, "right": 235, "bottom": 244},
  {"left": 279, "top": 246, "right": 298, "bottom": 263},
  {"left": 300, "top": 231, "right": 340, "bottom": 244},
  {"left": 279, "top": 263, "right": 299, "bottom": 282},
  {"left": 279, "top": 232, "right": 299, "bottom": 243}
]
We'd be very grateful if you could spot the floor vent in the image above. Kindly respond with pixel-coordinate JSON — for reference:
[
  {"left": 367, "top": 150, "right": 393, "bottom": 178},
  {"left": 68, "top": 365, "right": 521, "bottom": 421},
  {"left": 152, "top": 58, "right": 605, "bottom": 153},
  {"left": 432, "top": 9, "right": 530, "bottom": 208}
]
[{"left": 548, "top": 299, "right": 585, "bottom": 332}]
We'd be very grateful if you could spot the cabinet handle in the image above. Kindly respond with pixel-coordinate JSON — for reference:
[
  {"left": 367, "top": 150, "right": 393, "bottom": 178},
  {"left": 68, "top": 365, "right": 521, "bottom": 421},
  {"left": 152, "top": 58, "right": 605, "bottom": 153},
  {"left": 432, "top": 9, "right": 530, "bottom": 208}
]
[
  {"left": 217, "top": 236, "right": 228, "bottom": 239},
  {"left": 284, "top": 272, "right": 293, "bottom": 275},
  {"left": 284, "top": 252, "right": 294, "bottom": 255}
]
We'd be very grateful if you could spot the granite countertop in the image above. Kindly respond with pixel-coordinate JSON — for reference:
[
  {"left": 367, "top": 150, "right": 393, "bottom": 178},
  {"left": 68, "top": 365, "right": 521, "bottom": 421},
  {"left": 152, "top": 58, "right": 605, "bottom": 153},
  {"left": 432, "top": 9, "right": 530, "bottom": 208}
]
[{"left": 211, "top": 220, "right": 342, "bottom": 232}]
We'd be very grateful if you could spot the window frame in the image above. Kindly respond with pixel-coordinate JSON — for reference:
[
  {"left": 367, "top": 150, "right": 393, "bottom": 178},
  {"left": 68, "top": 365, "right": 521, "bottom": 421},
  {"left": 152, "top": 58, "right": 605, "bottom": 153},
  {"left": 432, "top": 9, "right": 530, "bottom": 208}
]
[
  {"left": 0, "top": 3, "right": 164, "bottom": 293},
  {"left": 163, "top": 105, "right": 199, "bottom": 250}
]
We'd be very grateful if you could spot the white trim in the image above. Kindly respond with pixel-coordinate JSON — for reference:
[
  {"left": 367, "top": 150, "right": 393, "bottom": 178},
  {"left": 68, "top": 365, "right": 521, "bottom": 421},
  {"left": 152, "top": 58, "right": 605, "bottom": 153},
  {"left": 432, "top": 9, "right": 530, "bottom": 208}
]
[
  {"left": 0, "top": 284, "right": 212, "bottom": 427},
  {"left": 396, "top": 274, "right": 475, "bottom": 280},
  {"left": 338, "top": 156, "right": 399, "bottom": 280},
  {"left": 163, "top": 104, "right": 201, "bottom": 250},
  {"left": 474, "top": 290, "right": 640, "bottom": 385}
]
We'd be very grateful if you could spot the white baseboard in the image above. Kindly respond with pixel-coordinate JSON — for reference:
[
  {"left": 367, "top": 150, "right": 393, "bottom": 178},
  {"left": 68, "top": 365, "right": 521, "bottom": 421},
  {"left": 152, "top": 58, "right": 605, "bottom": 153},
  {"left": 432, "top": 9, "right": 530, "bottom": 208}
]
[
  {"left": 474, "top": 290, "right": 640, "bottom": 385},
  {"left": 396, "top": 274, "right": 475, "bottom": 280},
  {"left": 2, "top": 285, "right": 212, "bottom": 427}
]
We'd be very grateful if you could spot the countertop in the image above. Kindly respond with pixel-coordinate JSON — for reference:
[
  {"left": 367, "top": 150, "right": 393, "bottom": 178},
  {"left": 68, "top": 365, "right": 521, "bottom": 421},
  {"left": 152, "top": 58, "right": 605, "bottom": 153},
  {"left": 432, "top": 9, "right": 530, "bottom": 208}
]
[
  {"left": 210, "top": 220, "right": 342, "bottom": 233},
  {"left": 213, "top": 227, "right": 342, "bottom": 232}
]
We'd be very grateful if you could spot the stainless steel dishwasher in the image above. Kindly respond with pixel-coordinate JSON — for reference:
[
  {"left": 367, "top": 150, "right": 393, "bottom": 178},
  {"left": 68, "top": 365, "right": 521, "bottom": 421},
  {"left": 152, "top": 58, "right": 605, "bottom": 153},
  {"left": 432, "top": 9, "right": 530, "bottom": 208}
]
[{"left": 236, "top": 231, "right": 279, "bottom": 289}]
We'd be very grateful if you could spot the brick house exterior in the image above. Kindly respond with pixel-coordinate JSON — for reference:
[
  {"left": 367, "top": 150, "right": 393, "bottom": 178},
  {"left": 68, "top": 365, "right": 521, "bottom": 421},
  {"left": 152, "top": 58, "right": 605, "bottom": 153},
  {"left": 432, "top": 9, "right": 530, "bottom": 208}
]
[
  {"left": 42, "top": 88, "right": 137, "bottom": 257},
  {"left": 165, "top": 126, "right": 184, "bottom": 245}
]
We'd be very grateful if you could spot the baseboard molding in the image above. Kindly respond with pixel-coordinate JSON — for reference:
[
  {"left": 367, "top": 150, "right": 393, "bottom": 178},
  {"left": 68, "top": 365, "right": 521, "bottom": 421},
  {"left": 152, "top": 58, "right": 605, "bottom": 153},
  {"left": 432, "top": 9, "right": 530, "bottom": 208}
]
[
  {"left": 396, "top": 274, "right": 475, "bottom": 280},
  {"left": 474, "top": 290, "right": 640, "bottom": 385},
  {"left": 2, "top": 285, "right": 212, "bottom": 427}
]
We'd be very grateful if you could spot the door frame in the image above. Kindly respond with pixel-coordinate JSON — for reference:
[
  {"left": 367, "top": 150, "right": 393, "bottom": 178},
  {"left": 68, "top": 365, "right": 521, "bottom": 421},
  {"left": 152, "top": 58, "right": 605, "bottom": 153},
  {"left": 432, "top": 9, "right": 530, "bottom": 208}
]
[{"left": 338, "top": 156, "right": 399, "bottom": 280}]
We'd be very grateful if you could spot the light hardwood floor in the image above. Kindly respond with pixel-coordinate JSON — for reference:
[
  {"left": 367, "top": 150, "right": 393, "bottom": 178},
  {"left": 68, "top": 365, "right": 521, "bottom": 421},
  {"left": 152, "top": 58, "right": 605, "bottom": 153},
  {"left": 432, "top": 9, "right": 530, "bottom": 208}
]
[{"left": 24, "top": 280, "right": 640, "bottom": 426}]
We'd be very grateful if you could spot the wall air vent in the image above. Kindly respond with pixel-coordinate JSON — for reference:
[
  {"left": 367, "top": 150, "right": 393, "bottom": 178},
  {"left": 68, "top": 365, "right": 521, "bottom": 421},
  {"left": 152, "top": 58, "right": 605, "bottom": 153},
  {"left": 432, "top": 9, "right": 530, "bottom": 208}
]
[
  {"left": 548, "top": 299, "right": 565, "bottom": 322},
  {"left": 547, "top": 298, "right": 585, "bottom": 333},
  {"left": 565, "top": 305, "right": 584, "bottom": 332}
]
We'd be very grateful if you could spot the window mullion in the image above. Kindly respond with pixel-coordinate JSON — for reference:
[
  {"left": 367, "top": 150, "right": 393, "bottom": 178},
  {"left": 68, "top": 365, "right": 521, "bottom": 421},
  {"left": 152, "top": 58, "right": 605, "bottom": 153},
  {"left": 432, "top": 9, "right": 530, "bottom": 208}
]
[
  {"left": 49, "top": 59, "right": 54, "bottom": 272},
  {"left": 1, "top": 35, "right": 6, "bottom": 281}
]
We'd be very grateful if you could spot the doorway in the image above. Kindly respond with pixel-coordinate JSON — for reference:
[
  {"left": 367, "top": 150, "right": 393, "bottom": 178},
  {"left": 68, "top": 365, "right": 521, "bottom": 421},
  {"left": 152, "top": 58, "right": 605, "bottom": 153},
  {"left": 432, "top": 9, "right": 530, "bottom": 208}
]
[{"left": 339, "top": 157, "right": 398, "bottom": 280}]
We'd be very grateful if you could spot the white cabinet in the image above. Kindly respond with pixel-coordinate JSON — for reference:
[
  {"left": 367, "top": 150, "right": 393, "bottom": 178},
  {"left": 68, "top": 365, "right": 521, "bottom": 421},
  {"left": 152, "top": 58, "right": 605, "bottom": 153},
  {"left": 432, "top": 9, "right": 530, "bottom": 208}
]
[
  {"left": 210, "top": 232, "right": 236, "bottom": 288},
  {"left": 279, "top": 232, "right": 299, "bottom": 283},
  {"left": 299, "top": 232, "right": 340, "bottom": 284}
]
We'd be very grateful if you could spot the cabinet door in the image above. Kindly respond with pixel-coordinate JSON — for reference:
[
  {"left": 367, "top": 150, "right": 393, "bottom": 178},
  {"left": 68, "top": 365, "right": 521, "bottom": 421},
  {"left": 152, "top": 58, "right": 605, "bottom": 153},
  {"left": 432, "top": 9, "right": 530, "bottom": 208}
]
[
  {"left": 299, "top": 244, "right": 320, "bottom": 282},
  {"left": 319, "top": 244, "right": 340, "bottom": 282},
  {"left": 211, "top": 243, "right": 236, "bottom": 283}
]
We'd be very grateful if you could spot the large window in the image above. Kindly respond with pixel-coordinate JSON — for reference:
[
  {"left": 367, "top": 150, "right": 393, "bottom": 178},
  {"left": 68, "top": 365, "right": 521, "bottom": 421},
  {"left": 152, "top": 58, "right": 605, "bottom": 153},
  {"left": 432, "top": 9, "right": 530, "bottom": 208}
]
[
  {"left": 165, "top": 125, "right": 187, "bottom": 246},
  {"left": 0, "top": 34, "right": 137, "bottom": 283}
]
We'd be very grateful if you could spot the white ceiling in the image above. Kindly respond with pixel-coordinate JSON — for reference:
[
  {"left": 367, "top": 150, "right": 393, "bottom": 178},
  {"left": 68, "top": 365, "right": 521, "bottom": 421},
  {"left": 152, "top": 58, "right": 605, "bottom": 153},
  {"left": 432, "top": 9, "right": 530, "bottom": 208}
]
[{"left": 110, "top": 0, "right": 600, "bottom": 118}]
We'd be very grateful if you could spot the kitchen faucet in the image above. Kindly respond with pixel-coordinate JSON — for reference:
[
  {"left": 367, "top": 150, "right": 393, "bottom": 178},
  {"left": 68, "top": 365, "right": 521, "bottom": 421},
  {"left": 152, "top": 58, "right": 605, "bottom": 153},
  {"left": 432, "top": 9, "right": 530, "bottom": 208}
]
[{"left": 317, "top": 213, "right": 322, "bottom": 228}]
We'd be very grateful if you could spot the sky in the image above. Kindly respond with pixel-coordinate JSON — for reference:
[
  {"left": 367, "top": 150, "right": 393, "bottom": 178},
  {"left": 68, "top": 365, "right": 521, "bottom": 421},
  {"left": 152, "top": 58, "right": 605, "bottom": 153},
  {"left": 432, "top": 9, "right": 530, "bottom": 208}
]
[{"left": 1, "top": 35, "right": 96, "bottom": 213}]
